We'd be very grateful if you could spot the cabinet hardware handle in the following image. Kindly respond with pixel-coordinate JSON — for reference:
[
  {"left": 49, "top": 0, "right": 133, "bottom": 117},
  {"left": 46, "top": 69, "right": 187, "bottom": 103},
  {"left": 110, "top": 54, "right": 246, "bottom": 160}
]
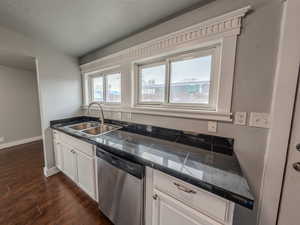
[
  {"left": 152, "top": 194, "right": 158, "bottom": 200},
  {"left": 173, "top": 182, "right": 196, "bottom": 194}
]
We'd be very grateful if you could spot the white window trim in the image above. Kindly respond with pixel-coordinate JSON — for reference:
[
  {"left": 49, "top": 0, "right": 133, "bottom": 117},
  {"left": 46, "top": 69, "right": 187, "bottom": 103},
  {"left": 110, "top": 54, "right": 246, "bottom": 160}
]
[
  {"left": 83, "top": 66, "right": 122, "bottom": 105},
  {"left": 133, "top": 46, "right": 220, "bottom": 111},
  {"left": 130, "top": 35, "right": 235, "bottom": 121},
  {"left": 80, "top": 6, "right": 251, "bottom": 122}
]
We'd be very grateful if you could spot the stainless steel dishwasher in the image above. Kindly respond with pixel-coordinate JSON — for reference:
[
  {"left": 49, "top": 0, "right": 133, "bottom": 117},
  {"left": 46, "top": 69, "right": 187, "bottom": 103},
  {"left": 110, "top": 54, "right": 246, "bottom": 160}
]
[{"left": 96, "top": 148, "right": 144, "bottom": 225}]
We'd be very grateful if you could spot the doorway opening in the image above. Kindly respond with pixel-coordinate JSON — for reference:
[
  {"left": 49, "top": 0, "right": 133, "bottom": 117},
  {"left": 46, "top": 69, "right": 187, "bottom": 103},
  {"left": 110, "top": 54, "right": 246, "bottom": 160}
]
[{"left": 0, "top": 51, "right": 42, "bottom": 150}]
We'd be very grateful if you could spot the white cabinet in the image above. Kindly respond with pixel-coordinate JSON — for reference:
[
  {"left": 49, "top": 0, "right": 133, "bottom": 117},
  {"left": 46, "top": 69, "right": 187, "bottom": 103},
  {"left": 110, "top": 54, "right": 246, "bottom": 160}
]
[
  {"left": 62, "top": 144, "right": 77, "bottom": 182},
  {"left": 152, "top": 170, "right": 232, "bottom": 223},
  {"left": 53, "top": 141, "right": 63, "bottom": 171},
  {"left": 52, "top": 130, "right": 97, "bottom": 200},
  {"left": 76, "top": 150, "right": 96, "bottom": 199},
  {"left": 152, "top": 189, "right": 222, "bottom": 225},
  {"left": 53, "top": 130, "right": 235, "bottom": 225},
  {"left": 145, "top": 168, "right": 234, "bottom": 225}
]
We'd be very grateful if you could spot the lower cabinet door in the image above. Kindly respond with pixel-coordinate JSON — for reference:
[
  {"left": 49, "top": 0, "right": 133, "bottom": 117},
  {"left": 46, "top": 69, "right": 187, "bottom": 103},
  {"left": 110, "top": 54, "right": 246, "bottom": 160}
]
[
  {"left": 54, "top": 141, "right": 63, "bottom": 171},
  {"left": 62, "top": 144, "right": 77, "bottom": 182},
  {"left": 76, "top": 150, "right": 96, "bottom": 199},
  {"left": 152, "top": 189, "right": 222, "bottom": 225}
]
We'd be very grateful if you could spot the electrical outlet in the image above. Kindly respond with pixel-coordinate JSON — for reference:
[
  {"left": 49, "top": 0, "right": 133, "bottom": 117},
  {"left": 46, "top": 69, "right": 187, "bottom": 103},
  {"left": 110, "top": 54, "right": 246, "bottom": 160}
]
[
  {"left": 249, "top": 112, "right": 270, "bottom": 128},
  {"left": 234, "top": 112, "right": 247, "bottom": 125},
  {"left": 208, "top": 121, "right": 217, "bottom": 133},
  {"left": 0, "top": 137, "right": 4, "bottom": 143},
  {"left": 146, "top": 125, "right": 152, "bottom": 132}
]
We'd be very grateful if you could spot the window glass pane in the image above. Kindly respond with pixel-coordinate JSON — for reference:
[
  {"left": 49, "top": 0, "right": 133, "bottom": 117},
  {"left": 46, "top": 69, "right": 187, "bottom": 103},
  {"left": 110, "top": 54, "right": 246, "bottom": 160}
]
[
  {"left": 170, "top": 55, "right": 212, "bottom": 104},
  {"left": 106, "top": 73, "right": 121, "bottom": 103},
  {"left": 92, "top": 76, "right": 103, "bottom": 102},
  {"left": 139, "top": 64, "right": 166, "bottom": 102}
]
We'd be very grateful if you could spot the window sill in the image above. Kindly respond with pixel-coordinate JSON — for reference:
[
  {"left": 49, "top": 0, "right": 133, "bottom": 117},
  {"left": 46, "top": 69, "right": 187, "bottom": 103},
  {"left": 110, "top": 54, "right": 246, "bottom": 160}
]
[
  {"left": 130, "top": 106, "right": 232, "bottom": 121},
  {"left": 81, "top": 105, "right": 232, "bottom": 122}
]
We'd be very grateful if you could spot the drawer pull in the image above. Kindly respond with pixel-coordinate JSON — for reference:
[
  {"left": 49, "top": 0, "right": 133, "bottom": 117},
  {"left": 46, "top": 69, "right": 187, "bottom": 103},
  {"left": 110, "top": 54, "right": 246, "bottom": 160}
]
[{"left": 173, "top": 182, "right": 196, "bottom": 194}]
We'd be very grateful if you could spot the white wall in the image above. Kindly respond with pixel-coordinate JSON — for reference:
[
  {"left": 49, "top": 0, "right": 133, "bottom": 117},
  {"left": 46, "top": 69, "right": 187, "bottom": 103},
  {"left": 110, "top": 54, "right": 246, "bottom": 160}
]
[
  {"left": 80, "top": 1, "right": 283, "bottom": 225},
  {"left": 0, "top": 25, "right": 82, "bottom": 169},
  {"left": 0, "top": 65, "right": 41, "bottom": 144}
]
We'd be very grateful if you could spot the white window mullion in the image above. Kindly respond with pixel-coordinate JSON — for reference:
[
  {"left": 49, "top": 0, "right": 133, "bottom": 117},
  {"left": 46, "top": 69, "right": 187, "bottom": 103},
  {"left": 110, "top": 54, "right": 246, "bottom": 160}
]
[
  {"left": 103, "top": 74, "right": 107, "bottom": 103},
  {"left": 165, "top": 59, "right": 170, "bottom": 104},
  {"left": 208, "top": 48, "right": 218, "bottom": 108},
  {"left": 89, "top": 76, "right": 94, "bottom": 103},
  {"left": 211, "top": 46, "right": 221, "bottom": 110}
]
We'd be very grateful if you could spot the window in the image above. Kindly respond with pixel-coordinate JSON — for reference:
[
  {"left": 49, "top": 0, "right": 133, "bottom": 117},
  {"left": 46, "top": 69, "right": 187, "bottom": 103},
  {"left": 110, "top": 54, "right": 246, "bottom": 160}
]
[
  {"left": 139, "top": 63, "right": 166, "bottom": 103},
  {"left": 135, "top": 47, "right": 218, "bottom": 110},
  {"left": 106, "top": 73, "right": 121, "bottom": 103},
  {"left": 92, "top": 76, "right": 104, "bottom": 102},
  {"left": 89, "top": 72, "right": 121, "bottom": 104},
  {"left": 169, "top": 55, "right": 212, "bottom": 104},
  {"left": 81, "top": 7, "right": 248, "bottom": 121}
]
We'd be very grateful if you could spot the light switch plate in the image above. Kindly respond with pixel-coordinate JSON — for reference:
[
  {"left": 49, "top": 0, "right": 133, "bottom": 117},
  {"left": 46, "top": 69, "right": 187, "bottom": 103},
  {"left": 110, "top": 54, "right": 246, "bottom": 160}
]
[
  {"left": 0, "top": 137, "right": 4, "bottom": 143},
  {"left": 234, "top": 112, "right": 247, "bottom": 125},
  {"left": 249, "top": 112, "right": 270, "bottom": 128},
  {"left": 208, "top": 121, "right": 217, "bottom": 132}
]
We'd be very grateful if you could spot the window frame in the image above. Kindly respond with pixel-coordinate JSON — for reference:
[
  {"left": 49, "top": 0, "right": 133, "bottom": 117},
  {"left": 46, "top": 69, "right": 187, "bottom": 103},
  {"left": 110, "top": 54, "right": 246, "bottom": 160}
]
[
  {"left": 88, "top": 70, "right": 122, "bottom": 105},
  {"left": 134, "top": 46, "right": 220, "bottom": 111},
  {"left": 137, "top": 60, "right": 166, "bottom": 105}
]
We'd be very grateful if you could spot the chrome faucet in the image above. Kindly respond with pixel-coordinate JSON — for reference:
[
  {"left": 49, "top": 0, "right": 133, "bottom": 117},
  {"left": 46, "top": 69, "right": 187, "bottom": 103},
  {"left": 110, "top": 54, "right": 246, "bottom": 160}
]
[{"left": 88, "top": 102, "right": 105, "bottom": 125}]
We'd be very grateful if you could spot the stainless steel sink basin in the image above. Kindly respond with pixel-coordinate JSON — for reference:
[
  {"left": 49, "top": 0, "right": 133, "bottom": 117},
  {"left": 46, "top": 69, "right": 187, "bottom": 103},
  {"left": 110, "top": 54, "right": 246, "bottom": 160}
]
[
  {"left": 69, "top": 122, "right": 100, "bottom": 131},
  {"left": 82, "top": 124, "right": 121, "bottom": 136}
]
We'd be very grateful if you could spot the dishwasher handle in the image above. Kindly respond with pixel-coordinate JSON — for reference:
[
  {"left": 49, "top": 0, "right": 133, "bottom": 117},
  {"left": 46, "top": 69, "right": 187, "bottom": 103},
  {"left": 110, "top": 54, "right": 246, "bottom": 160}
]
[{"left": 96, "top": 148, "right": 144, "bottom": 179}]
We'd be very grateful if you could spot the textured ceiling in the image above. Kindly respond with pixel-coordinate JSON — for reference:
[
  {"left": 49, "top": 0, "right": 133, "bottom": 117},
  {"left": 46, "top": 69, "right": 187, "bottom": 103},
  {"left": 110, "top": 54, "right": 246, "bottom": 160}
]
[{"left": 0, "top": 0, "right": 207, "bottom": 57}]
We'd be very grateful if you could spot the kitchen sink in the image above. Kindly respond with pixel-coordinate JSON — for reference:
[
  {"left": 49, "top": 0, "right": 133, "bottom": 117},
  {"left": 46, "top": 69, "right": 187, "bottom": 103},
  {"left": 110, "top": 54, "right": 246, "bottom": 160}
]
[
  {"left": 69, "top": 122, "right": 100, "bottom": 130},
  {"left": 82, "top": 124, "right": 121, "bottom": 136}
]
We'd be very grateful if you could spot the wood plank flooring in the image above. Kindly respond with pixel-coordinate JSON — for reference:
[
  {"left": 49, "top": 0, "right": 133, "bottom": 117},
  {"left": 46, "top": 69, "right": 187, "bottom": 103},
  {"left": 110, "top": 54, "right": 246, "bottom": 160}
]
[{"left": 0, "top": 141, "right": 113, "bottom": 225}]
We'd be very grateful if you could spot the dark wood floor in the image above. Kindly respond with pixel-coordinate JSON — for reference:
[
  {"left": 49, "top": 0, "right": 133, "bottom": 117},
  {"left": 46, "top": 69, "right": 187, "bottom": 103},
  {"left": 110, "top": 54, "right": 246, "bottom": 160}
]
[{"left": 0, "top": 141, "right": 113, "bottom": 225}]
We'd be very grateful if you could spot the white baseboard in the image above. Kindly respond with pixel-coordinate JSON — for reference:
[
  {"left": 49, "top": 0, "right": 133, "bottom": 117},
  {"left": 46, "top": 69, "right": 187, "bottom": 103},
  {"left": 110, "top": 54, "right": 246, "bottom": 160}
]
[
  {"left": 0, "top": 136, "right": 42, "bottom": 150},
  {"left": 43, "top": 166, "right": 60, "bottom": 177}
]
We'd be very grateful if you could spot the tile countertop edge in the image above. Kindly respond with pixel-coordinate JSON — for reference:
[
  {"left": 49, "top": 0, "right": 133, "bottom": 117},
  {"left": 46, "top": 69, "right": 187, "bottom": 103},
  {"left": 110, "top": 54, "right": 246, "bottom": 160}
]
[{"left": 50, "top": 117, "right": 254, "bottom": 210}]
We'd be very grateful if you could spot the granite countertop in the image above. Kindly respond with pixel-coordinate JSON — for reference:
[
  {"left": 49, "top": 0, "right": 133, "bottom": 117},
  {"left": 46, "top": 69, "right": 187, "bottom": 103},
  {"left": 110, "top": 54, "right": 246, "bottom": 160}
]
[{"left": 50, "top": 116, "right": 254, "bottom": 209}]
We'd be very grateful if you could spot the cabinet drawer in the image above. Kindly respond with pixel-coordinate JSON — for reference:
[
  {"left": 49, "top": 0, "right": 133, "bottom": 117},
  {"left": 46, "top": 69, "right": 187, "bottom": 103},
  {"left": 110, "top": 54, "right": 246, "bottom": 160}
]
[
  {"left": 59, "top": 132, "right": 94, "bottom": 157},
  {"left": 153, "top": 170, "right": 230, "bottom": 223}
]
